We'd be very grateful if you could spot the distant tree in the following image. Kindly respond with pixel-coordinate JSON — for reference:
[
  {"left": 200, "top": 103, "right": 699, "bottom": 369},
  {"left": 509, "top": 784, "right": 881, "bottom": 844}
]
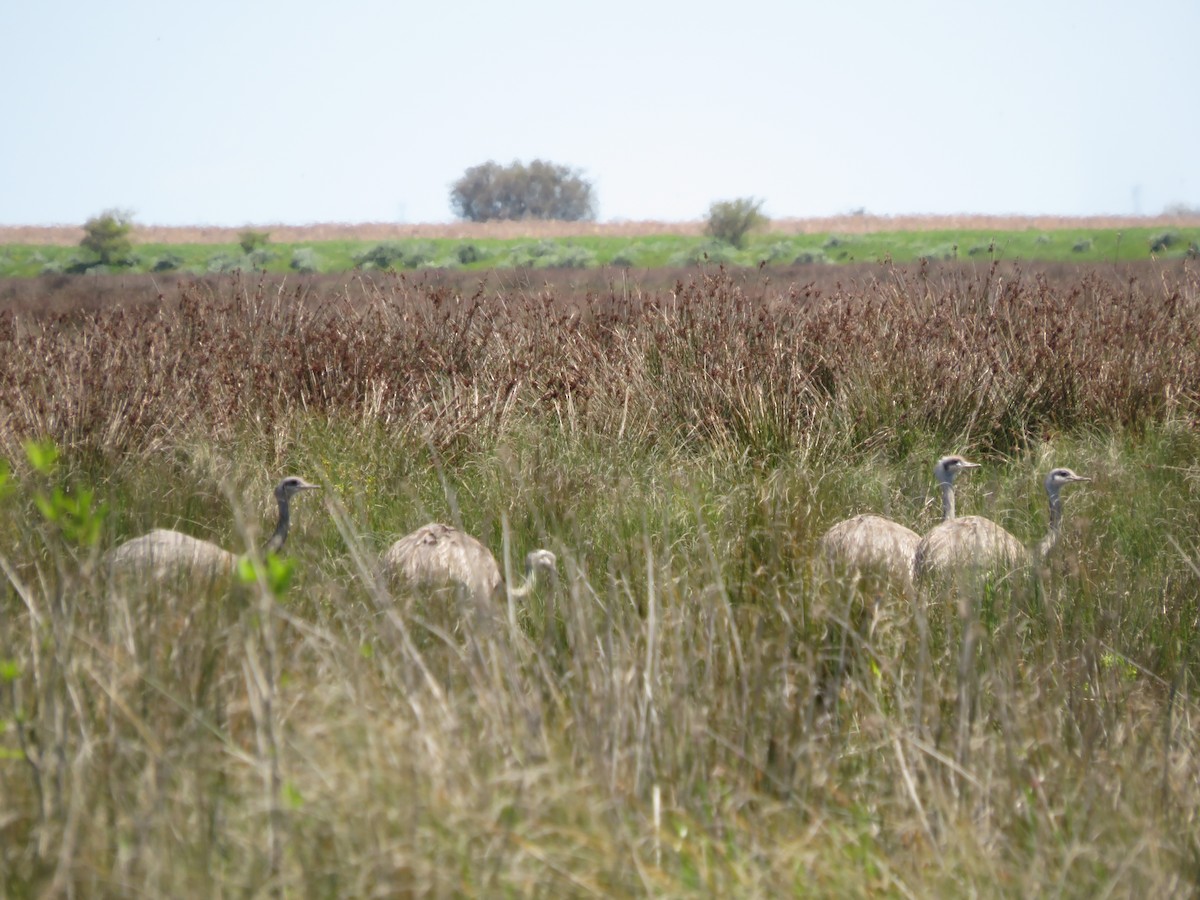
[
  {"left": 238, "top": 229, "right": 270, "bottom": 254},
  {"left": 450, "top": 159, "right": 596, "bottom": 222},
  {"left": 705, "top": 197, "right": 768, "bottom": 248},
  {"left": 1162, "top": 202, "right": 1200, "bottom": 217},
  {"left": 80, "top": 209, "right": 135, "bottom": 266}
]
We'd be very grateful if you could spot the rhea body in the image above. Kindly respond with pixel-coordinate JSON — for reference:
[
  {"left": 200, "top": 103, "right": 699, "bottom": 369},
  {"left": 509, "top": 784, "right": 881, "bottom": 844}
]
[
  {"left": 913, "top": 467, "right": 1090, "bottom": 581},
  {"left": 105, "top": 476, "right": 320, "bottom": 580},
  {"left": 819, "top": 455, "right": 980, "bottom": 588},
  {"left": 384, "top": 522, "right": 557, "bottom": 605}
]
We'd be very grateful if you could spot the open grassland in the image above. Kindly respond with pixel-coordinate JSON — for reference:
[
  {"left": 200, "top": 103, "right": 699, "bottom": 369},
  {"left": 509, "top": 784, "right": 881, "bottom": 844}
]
[
  {"left": 1, "top": 261, "right": 1199, "bottom": 895},
  {"left": 2, "top": 215, "right": 1198, "bottom": 278}
]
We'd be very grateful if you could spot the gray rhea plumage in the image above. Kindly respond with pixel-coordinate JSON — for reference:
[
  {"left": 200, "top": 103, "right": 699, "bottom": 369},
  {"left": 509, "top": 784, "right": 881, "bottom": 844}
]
[
  {"left": 819, "top": 515, "right": 921, "bottom": 588},
  {"left": 383, "top": 522, "right": 557, "bottom": 605},
  {"left": 913, "top": 466, "right": 1090, "bottom": 581},
  {"left": 818, "top": 454, "right": 979, "bottom": 588},
  {"left": 913, "top": 517, "right": 1026, "bottom": 581},
  {"left": 105, "top": 476, "right": 320, "bottom": 580}
]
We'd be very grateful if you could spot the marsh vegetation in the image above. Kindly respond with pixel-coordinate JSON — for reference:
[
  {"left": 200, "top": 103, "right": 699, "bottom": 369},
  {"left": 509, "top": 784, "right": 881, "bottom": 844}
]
[{"left": 1, "top": 260, "right": 1198, "bottom": 895}]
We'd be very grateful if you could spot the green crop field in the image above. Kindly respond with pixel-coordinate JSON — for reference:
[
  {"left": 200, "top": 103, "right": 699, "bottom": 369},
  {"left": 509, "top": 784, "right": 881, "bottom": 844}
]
[
  {"left": 1, "top": 259, "right": 1199, "bottom": 895},
  {"left": 1, "top": 224, "right": 1197, "bottom": 278}
]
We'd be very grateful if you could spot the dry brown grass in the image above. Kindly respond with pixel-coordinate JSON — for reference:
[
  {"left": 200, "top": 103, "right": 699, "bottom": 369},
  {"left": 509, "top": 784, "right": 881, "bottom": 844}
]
[
  {"left": 5, "top": 213, "right": 1200, "bottom": 246},
  {"left": 1, "top": 262, "right": 1199, "bottom": 895},
  {"left": 2, "top": 261, "right": 1197, "bottom": 463}
]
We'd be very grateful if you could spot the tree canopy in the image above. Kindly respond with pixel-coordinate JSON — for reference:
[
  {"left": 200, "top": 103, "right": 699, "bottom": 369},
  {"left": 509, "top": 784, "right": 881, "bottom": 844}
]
[{"left": 450, "top": 160, "right": 596, "bottom": 222}]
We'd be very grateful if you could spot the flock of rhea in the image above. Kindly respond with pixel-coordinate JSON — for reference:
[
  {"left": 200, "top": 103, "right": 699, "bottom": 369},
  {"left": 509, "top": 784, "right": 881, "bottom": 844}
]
[
  {"left": 819, "top": 455, "right": 1091, "bottom": 589},
  {"left": 104, "top": 476, "right": 558, "bottom": 605},
  {"left": 102, "top": 455, "right": 1089, "bottom": 606}
]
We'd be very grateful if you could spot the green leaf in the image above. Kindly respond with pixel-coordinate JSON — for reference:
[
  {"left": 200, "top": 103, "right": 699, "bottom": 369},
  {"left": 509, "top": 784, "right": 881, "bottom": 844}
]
[
  {"left": 237, "top": 556, "right": 261, "bottom": 584},
  {"left": 23, "top": 439, "right": 59, "bottom": 475},
  {"left": 33, "top": 493, "right": 58, "bottom": 523},
  {"left": 265, "top": 553, "right": 296, "bottom": 594},
  {"left": 236, "top": 553, "right": 296, "bottom": 597}
]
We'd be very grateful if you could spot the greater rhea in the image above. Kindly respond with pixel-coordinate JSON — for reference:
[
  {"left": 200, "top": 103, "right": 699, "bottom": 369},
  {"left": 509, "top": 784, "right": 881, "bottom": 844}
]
[
  {"left": 819, "top": 454, "right": 980, "bottom": 588},
  {"left": 913, "top": 467, "right": 1090, "bottom": 581},
  {"left": 383, "top": 522, "right": 557, "bottom": 606},
  {"left": 105, "top": 476, "right": 320, "bottom": 580}
]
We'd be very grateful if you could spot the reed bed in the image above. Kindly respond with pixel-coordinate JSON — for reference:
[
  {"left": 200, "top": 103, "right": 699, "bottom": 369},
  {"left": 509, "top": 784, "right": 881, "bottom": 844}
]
[{"left": 0, "top": 261, "right": 1198, "bottom": 895}]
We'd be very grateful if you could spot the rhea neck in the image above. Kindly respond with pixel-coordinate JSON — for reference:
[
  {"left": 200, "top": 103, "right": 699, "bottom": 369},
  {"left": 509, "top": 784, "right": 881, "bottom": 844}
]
[
  {"left": 265, "top": 491, "right": 292, "bottom": 554},
  {"left": 508, "top": 564, "right": 544, "bottom": 600},
  {"left": 1036, "top": 484, "right": 1067, "bottom": 559},
  {"left": 939, "top": 480, "right": 957, "bottom": 521},
  {"left": 507, "top": 554, "right": 556, "bottom": 600}
]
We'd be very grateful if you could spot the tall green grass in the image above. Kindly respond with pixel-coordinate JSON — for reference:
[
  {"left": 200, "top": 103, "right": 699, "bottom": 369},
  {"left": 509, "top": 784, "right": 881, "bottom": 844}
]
[{"left": 0, "top": 264, "right": 1198, "bottom": 894}]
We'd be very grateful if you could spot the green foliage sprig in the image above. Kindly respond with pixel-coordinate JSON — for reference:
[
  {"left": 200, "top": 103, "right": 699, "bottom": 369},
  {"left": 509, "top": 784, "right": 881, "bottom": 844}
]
[{"left": 23, "top": 439, "right": 107, "bottom": 548}]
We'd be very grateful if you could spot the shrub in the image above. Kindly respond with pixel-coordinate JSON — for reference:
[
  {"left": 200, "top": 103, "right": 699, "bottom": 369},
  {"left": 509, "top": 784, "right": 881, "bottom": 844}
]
[
  {"left": 354, "top": 244, "right": 406, "bottom": 270},
  {"left": 455, "top": 243, "right": 485, "bottom": 265},
  {"left": 610, "top": 250, "right": 637, "bottom": 268},
  {"left": 763, "top": 240, "right": 797, "bottom": 262},
  {"left": 450, "top": 159, "right": 596, "bottom": 222},
  {"left": 668, "top": 241, "right": 735, "bottom": 267},
  {"left": 65, "top": 256, "right": 103, "bottom": 274},
  {"left": 918, "top": 244, "right": 957, "bottom": 263},
  {"left": 152, "top": 253, "right": 185, "bottom": 272},
  {"left": 247, "top": 248, "right": 277, "bottom": 269},
  {"left": 354, "top": 243, "right": 435, "bottom": 270},
  {"left": 290, "top": 248, "right": 320, "bottom": 273},
  {"left": 792, "top": 251, "right": 827, "bottom": 265},
  {"left": 399, "top": 243, "right": 436, "bottom": 268},
  {"left": 1072, "top": 239, "right": 1093, "bottom": 253},
  {"left": 80, "top": 209, "right": 135, "bottom": 266},
  {"left": 508, "top": 241, "right": 561, "bottom": 267},
  {"left": 238, "top": 230, "right": 270, "bottom": 254},
  {"left": 1149, "top": 232, "right": 1180, "bottom": 253},
  {"left": 207, "top": 253, "right": 243, "bottom": 274},
  {"left": 705, "top": 197, "right": 767, "bottom": 248},
  {"left": 545, "top": 246, "right": 596, "bottom": 269}
]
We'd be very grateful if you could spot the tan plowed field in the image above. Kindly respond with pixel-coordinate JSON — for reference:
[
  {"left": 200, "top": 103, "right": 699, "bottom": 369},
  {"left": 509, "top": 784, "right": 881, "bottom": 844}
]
[{"left": 4, "top": 213, "right": 1200, "bottom": 246}]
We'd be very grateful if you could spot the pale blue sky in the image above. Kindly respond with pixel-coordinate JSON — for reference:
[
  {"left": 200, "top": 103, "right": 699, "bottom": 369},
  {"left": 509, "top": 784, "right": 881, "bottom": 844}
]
[{"left": 2, "top": 0, "right": 1196, "bottom": 226}]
